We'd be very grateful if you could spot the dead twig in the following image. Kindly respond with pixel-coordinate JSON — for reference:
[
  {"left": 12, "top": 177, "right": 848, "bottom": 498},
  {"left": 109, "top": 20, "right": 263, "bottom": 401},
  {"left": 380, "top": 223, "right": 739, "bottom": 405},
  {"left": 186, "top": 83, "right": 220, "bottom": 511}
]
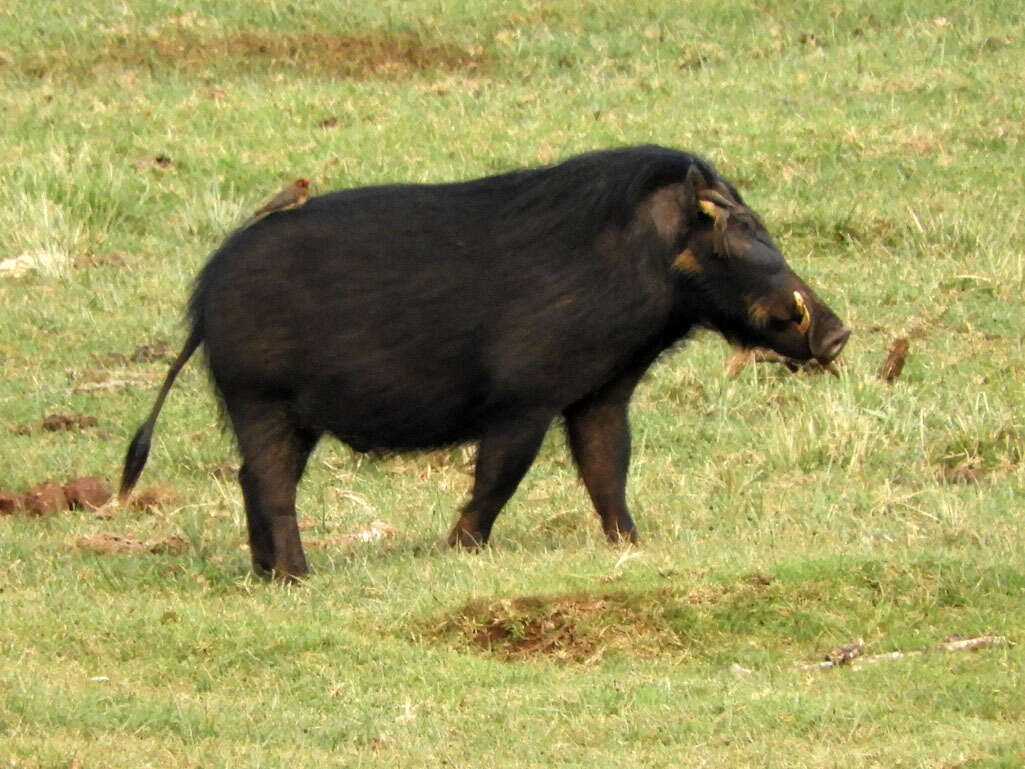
[
  {"left": 303, "top": 520, "right": 399, "bottom": 549},
  {"left": 797, "top": 635, "right": 1013, "bottom": 671}
]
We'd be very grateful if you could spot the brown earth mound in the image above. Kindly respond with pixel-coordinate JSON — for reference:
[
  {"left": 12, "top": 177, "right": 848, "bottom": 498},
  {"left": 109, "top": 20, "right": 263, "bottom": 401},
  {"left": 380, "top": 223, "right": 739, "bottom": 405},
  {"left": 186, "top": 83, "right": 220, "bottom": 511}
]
[
  {"left": 0, "top": 490, "right": 20, "bottom": 515},
  {"left": 23, "top": 481, "right": 69, "bottom": 516},
  {"left": 64, "top": 476, "right": 113, "bottom": 510},
  {"left": 42, "top": 413, "right": 97, "bottom": 432}
]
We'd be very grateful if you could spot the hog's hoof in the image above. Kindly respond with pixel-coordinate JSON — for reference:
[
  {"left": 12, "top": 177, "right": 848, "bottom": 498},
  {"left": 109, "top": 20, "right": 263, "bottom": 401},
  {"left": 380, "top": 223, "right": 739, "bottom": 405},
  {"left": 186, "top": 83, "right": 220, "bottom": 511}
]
[
  {"left": 253, "top": 559, "right": 309, "bottom": 584},
  {"left": 273, "top": 570, "right": 308, "bottom": 585},
  {"left": 447, "top": 525, "right": 487, "bottom": 550},
  {"left": 604, "top": 525, "right": 638, "bottom": 545}
]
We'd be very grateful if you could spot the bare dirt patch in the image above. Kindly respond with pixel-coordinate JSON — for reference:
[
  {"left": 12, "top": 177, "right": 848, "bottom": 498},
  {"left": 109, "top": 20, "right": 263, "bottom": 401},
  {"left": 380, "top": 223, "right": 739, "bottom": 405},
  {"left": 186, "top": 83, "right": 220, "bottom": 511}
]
[
  {"left": 428, "top": 589, "right": 688, "bottom": 664},
  {"left": 20, "top": 29, "right": 487, "bottom": 81},
  {"left": 75, "top": 532, "right": 188, "bottom": 556}
]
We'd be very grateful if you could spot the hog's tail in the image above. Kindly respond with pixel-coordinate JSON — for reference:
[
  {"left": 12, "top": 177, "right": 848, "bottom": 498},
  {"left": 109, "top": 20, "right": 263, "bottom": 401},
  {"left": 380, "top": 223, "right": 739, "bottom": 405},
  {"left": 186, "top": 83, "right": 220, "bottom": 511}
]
[{"left": 119, "top": 326, "right": 204, "bottom": 501}]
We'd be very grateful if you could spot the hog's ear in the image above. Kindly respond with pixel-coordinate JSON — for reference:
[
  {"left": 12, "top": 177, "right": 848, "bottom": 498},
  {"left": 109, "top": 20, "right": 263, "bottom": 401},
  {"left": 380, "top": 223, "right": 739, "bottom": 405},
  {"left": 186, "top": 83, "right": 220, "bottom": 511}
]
[
  {"left": 679, "top": 165, "right": 711, "bottom": 216},
  {"left": 679, "top": 166, "right": 737, "bottom": 231},
  {"left": 691, "top": 189, "right": 735, "bottom": 256},
  {"left": 696, "top": 189, "right": 735, "bottom": 220}
]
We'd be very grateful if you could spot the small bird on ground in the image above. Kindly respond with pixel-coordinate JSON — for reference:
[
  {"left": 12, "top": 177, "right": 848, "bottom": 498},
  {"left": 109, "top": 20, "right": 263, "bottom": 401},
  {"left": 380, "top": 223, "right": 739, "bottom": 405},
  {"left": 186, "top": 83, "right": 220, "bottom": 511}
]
[
  {"left": 878, "top": 337, "right": 909, "bottom": 383},
  {"left": 243, "top": 178, "right": 310, "bottom": 226},
  {"left": 824, "top": 638, "right": 865, "bottom": 666}
]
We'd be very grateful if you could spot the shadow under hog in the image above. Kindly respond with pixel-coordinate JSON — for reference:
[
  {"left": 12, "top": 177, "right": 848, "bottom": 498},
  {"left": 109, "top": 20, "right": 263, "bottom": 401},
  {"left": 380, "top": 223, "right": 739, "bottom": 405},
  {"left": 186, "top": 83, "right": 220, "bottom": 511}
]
[{"left": 121, "top": 145, "right": 850, "bottom": 580}]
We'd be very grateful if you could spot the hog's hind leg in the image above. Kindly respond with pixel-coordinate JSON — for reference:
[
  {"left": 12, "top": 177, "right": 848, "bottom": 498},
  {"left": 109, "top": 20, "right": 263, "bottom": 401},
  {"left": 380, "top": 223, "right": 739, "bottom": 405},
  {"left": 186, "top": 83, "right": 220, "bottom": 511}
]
[{"left": 228, "top": 395, "right": 320, "bottom": 581}]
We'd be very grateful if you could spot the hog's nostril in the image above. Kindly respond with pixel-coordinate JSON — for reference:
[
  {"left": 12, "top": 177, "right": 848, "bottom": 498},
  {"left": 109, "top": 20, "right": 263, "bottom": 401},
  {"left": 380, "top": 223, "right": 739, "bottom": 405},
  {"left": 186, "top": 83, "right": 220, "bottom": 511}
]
[{"left": 818, "top": 325, "right": 851, "bottom": 363}]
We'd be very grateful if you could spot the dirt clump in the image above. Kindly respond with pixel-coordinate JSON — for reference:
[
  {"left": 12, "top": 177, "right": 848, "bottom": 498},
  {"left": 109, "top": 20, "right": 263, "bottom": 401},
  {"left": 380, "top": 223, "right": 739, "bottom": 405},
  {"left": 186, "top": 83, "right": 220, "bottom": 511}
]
[
  {"left": 42, "top": 413, "right": 98, "bottom": 432},
  {"left": 64, "top": 476, "right": 113, "bottom": 510},
  {"left": 124, "top": 484, "right": 180, "bottom": 512},
  {"left": 23, "top": 481, "right": 70, "bottom": 515},
  {"left": 130, "top": 342, "right": 173, "bottom": 363},
  {"left": 0, "top": 490, "right": 20, "bottom": 515}
]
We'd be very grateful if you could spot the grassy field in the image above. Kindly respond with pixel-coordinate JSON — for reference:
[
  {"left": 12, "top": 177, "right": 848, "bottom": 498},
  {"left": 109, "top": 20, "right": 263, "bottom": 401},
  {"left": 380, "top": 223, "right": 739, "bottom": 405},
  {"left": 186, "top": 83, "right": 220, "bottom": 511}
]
[{"left": 2, "top": 0, "right": 1025, "bottom": 766}]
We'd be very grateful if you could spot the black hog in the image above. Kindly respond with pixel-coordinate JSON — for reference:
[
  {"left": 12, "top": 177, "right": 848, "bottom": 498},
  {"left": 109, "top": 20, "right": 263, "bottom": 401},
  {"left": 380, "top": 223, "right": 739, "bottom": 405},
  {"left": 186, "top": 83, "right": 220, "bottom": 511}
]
[{"left": 121, "top": 145, "right": 849, "bottom": 579}]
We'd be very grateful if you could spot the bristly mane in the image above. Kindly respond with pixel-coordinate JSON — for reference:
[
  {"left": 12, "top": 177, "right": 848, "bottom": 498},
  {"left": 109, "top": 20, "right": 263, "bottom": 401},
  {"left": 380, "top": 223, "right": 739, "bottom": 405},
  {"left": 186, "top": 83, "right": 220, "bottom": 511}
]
[
  {"left": 187, "top": 146, "right": 724, "bottom": 333},
  {"left": 465, "top": 145, "right": 723, "bottom": 247}
]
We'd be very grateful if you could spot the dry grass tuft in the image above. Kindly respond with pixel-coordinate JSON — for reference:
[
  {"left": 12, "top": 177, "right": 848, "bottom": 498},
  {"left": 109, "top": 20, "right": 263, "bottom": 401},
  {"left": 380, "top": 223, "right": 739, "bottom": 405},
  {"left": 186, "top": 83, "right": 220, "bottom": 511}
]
[{"left": 74, "top": 532, "right": 188, "bottom": 555}]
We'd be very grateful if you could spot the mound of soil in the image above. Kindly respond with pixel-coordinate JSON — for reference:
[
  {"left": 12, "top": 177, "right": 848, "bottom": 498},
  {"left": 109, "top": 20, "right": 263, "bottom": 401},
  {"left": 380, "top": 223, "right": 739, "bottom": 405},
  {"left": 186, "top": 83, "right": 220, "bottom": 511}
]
[
  {"left": 23, "top": 481, "right": 69, "bottom": 516},
  {"left": 2, "top": 477, "right": 119, "bottom": 517},
  {"left": 42, "top": 413, "right": 97, "bottom": 432},
  {"left": 0, "top": 490, "right": 20, "bottom": 515},
  {"left": 124, "top": 485, "right": 180, "bottom": 512},
  {"left": 64, "top": 476, "right": 113, "bottom": 510}
]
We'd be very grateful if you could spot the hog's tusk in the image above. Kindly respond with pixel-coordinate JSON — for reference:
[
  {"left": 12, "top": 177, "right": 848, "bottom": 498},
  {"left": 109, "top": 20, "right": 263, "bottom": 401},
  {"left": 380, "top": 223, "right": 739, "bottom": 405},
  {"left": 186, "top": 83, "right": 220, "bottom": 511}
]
[{"left": 794, "top": 291, "right": 811, "bottom": 334}]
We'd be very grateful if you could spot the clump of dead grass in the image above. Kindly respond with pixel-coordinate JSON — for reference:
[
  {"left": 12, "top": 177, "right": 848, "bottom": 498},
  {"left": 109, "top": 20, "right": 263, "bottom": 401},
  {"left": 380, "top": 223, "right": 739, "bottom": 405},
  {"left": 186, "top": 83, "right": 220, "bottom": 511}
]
[{"left": 74, "top": 532, "right": 188, "bottom": 555}]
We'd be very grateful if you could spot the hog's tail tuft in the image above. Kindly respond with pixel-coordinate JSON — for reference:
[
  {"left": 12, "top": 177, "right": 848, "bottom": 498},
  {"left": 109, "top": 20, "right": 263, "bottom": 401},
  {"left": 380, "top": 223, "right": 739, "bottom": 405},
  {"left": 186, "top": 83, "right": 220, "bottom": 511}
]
[{"left": 119, "top": 326, "right": 203, "bottom": 500}]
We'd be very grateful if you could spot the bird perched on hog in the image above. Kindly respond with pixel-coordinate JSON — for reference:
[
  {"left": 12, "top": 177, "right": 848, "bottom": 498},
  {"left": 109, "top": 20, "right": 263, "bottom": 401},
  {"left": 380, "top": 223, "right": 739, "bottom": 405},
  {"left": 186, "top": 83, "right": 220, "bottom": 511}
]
[
  {"left": 243, "top": 178, "right": 310, "bottom": 227},
  {"left": 121, "top": 145, "right": 850, "bottom": 580}
]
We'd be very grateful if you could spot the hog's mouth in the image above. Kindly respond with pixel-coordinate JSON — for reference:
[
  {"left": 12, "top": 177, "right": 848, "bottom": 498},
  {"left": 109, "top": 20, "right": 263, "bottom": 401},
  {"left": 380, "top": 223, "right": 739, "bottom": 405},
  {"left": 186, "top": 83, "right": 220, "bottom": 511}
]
[{"left": 725, "top": 347, "right": 843, "bottom": 378}]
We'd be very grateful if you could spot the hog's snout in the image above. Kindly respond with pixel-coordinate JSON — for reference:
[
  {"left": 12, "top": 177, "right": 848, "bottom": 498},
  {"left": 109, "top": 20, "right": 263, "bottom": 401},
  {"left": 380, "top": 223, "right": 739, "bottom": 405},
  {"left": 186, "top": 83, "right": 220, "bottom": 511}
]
[{"left": 811, "top": 320, "right": 850, "bottom": 364}]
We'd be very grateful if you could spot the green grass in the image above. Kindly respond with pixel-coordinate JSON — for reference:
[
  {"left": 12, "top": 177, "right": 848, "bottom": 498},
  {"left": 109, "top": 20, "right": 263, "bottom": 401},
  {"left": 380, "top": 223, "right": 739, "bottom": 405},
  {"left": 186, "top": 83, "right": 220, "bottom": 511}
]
[{"left": 2, "top": 0, "right": 1025, "bottom": 766}]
